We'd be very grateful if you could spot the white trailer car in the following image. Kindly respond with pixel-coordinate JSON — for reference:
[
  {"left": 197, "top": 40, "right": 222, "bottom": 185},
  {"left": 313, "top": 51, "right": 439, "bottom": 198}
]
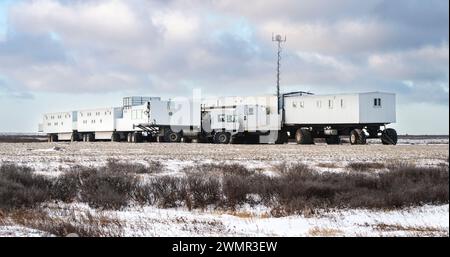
[
  {"left": 282, "top": 91, "right": 397, "bottom": 145},
  {"left": 41, "top": 111, "right": 77, "bottom": 142}
]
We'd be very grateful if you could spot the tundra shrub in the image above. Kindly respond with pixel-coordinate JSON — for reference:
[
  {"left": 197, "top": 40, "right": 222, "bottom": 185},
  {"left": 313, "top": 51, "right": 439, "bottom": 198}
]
[
  {"left": 149, "top": 176, "right": 187, "bottom": 208},
  {"left": 186, "top": 174, "right": 221, "bottom": 209},
  {"left": 105, "top": 159, "right": 149, "bottom": 174},
  {"left": 0, "top": 164, "right": 52, "bottom": 210}
]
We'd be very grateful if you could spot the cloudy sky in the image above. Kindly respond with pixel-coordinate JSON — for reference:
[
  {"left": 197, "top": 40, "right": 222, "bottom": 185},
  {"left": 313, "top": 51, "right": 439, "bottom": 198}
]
[{"left": 0, "top": 0, "right": 448, "bottom": 134}]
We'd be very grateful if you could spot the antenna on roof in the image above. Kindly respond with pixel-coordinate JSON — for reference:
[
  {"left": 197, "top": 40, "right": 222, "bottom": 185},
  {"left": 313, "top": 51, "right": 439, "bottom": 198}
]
[{"left": 272, "top": 33, "right": 286, "bottom": 115}]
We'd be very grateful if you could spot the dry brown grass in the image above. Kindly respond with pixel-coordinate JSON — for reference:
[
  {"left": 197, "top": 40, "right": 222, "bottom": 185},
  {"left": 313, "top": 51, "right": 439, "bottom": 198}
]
[
  {"left": 316, "top": 163, "right": 340, "bottom": 169},
  {"left": 371, "top": 223, "right": 449, "bottom": 237},
  {"left": 347, "top": 162, "right": 386, "bottom": 171},
  {"left": 308, "top": 227, "right": 342, "bottom": 237},
  {"left": 3, "top": 208, "right": 123, "bottom": 237}
]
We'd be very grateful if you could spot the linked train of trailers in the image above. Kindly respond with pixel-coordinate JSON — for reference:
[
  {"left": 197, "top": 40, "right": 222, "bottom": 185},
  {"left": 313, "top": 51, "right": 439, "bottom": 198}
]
[{"left": 38, "top": 92, "right": 398, "bottom": 145}]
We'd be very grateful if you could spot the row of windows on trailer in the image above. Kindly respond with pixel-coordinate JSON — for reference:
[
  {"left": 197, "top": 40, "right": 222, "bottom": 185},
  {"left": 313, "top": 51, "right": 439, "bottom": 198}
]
[
  {"left": 45, "top": 109, "right": 146, "bottom": 127},
  {"left": 291, "top": 98, "right": 383, "bottom": 109},
  {"left": 79, "top": 110, "right": 113, "bottom": 117},
  {"left": 44, "top": 110, "right": 113, "bottom": 121},
  {"left": 46, "top": 121, "right": 65, "bottom": 127},
  {"left": 44, "top": 113, "right": 72, "bottom": 120}
]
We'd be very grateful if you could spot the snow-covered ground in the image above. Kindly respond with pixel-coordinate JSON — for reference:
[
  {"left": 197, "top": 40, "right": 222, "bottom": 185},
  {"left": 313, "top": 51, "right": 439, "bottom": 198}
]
[
  {"left": 1, "top": 203, "right": 448, "bottom": 237},
  {"left": 0, "top": 140, "right": 448, "bottom": 237},
  {"left": 0, "top": 140, "right": 448, "bottom": 175}
]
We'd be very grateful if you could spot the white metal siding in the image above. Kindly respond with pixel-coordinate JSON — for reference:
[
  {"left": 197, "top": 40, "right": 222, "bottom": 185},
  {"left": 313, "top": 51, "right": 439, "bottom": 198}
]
[
  {"left": 77, "top": 107, "right": 121, "bottom": 132},
  {"left": 284, "top": 94, "right": 360, "bottom": 124},
  {"left": 150, "top": 99, "right": 201, "bottom": 127},
  {"left": 358, "top": 93, "right": 396, "bottom": 124},
  {"left": 202, "top": 95, "right": 281, "bottom": 130},
  {"left": 284, "top": 92, "right": 396, "bottom": 125},
  {"left": 116, "top": 104, "right": 150, "bottom": 131},
  {"left": 42, "top": 111, "right": 76, "bottom": 134}
]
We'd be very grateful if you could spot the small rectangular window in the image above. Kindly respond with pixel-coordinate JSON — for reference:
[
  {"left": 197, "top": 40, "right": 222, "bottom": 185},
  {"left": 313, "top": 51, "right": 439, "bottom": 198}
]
[
  {"left": 374, "top": 98, "right": 382, "bottom": 107},
  {"left": 226, "top": 115, "right": 235, "bottom": 123},
  {"left": 218, "top": 114, "right": 225, "bottom": 122},
  {"left": 299, "top": 101, "right": 304, "bottom": 108},
  {"left": 316, "top": 100, "right": 322, "bottom": 108},
  {"left": 248, "top": 107, "right": 254, "bottom": 115},
  {"left": 328, "top": 100, "right": 333, "bottom": 109},
  {"left": 341, "top": 99, "right": 344, "bottom": 108},
  {"left": 292, "top": 101, "right": 297, "bottom": 108}
]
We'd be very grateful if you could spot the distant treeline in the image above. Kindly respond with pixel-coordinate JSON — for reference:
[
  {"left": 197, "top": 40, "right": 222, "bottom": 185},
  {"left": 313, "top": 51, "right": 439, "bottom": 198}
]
[{"left": 0, "top": 134, "right": 47, "bottom": 143}]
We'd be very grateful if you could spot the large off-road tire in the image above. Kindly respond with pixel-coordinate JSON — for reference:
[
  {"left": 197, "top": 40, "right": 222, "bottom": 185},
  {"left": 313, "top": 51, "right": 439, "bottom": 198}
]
[
  {"left": 132, "top": 132, "right": 143, "bottom": 143},
  {"left": 275, "top": 130, "right": 289, "bottom": 144},
  {"left": 350, "top": 129, "right": 366, "bottom": 145},
  {"left": 111, "top": 132, "right": 119, "bottom": 142},
  {"left": 326, "top": 135, "right": 341, "bottom": 145},
  {"left": 213, "top": 132, "right": 231, "bottom": 144},
  {"left": 86, "top": 133, "right": 94, "bottom": 142},
  {"left": 71, "top": 132, "right": 80, "bottom": 142},
  {"left": 164, "top": 129, "right": 182, "bottom": 143},
  {"left": 381, "top": 128, "right": 398, "bottom": 145},
  {"left": 295, "top": 128, "right": 314, "bottom": 144},
  {"left": 48, "top": 134, "right": 58, "bottom": 142}
]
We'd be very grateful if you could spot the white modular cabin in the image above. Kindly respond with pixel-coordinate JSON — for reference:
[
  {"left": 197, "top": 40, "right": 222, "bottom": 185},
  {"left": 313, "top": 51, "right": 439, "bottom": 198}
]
[
  {"left": 283, "top": 92, "right": 396, "bottom": 125},
  {"left": 202, "top": 95, "right": 281, "bottom": 131},
  {"left": 77, "top": 107, "right": 123, "bottom": 140},
  {"left": 40, "top": 111, "right": 77, "bottom": 140},
  {"left": 207, "top": 105, "right": 270, "bottom": 133}
]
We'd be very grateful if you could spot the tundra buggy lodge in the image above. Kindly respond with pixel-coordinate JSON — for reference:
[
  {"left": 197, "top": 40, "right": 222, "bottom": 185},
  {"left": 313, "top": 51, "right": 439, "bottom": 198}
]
[{"left": 39, "top": 92, "right": 398, "bottom": 145}]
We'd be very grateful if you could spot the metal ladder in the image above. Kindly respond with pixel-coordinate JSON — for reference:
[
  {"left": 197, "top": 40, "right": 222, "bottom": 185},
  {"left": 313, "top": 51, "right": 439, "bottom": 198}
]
[{"left": 134, "top": 123, "right": 159, "bottom": 137}]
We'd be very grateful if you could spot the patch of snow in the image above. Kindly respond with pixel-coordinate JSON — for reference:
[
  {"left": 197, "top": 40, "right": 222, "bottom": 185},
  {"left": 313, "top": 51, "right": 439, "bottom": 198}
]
[{"left": 0, "top": 225, "right": 50, "bottom": 237}]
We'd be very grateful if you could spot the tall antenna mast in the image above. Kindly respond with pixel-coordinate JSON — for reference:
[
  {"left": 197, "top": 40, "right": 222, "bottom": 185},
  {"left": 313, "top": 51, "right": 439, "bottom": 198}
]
[{"left": 272, "top": 33, "right": 286, "bottom": 115}]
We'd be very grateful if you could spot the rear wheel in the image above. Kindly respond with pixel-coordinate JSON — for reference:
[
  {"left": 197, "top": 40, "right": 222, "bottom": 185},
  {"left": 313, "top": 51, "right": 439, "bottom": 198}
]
[
  {"left": 295, "top": 129, "right": 314, "bottom": 144},
  {"left": 381, "top": 128, "right": 398, "bottom": 145},
  {"left": 326, "top": 135, "right": 341, "bottom": 145},
  {"left": 164, "top": 129, "right": 182, "bottom": 143},
  {"left": 214, "top": 132, "right": 231, "bottom": 144},
  {"left": 86, "top": 133, "right": 94, "bottom": 142},
  {"left": 350, "top": 129, "right": 366, "bottom": 145},
  {"left": 48, "top": 134, "right": 58, "bottom": 142}
]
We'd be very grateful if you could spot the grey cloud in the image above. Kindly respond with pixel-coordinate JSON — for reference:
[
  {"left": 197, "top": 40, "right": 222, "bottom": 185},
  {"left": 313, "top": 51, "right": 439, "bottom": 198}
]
[{"left": 0, "top": 0, "right": 447, "bottom": 106}]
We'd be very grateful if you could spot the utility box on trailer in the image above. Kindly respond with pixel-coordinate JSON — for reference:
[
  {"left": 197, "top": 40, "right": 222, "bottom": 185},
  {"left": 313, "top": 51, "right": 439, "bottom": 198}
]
[
  {"left": 207, "top": 105, "right": 270, "bottom": 132},
  {"left": 202, "top": 95, "right": 281, "bottom": 131},
  {"left": 283, "top": 92, "right": 396, "bottom": 125},
  {"left": 149, "top": 99, "right": 201, "bottom": 128},
  {"left": 116, "top": 103, "right": 150, "bottom": 131}
]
